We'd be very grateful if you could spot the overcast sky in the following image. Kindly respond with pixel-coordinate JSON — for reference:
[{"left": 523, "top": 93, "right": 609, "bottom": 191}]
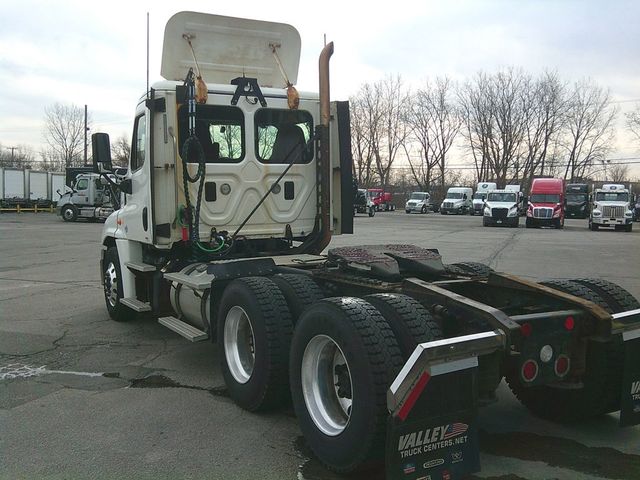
[{"left": 1, "top": 0, "right": 639, "bottom": 175}]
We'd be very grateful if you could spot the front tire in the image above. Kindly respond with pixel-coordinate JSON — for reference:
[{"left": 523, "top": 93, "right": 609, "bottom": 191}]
[
  {"left": 290, "top": 297, "right": 403, "bottom": 473},
  {"left": 420, "top": 205, "right": 427, "bottom": 214},
  {"left": 218, "top": 277, "right": 293, "bottom": 412},
  {"left": 62, "top": 205, "right": 78, "bottom": 222},
  {"left": 103, "top": 247, "right": 135, "bottom": 322}
]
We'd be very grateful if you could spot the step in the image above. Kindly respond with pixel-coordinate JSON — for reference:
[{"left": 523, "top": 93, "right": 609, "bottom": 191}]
[
  {"left": 158, "top": 316, "right": 208, "bottom": 342},
  {"left": 120, "top": 297, "right": 152, "bottom": 312},
  {"left": 125, "top": 261, "right": 156, "bottom": 273},
  {"left": 163, "top": 272, "right": 210, "bottom": 290}
]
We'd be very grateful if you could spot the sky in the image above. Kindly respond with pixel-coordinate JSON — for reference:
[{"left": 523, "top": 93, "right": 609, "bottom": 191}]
[{"left": 1, "top": 0, "right": 639, "bottom": 176}]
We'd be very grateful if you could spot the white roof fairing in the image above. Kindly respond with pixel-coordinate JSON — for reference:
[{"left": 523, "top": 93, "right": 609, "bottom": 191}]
[{"left": 161, "top": 12, "right": 301, "bottom": 88}]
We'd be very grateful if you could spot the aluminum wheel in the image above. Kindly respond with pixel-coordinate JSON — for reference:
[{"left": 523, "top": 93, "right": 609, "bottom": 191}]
[
  {"left": 301, "top": 334, "right": 353, "bottom": 436},
  {"left": 104, "top": 262, "right": 118, "bottom": 308},
  {"left": 224, "top": 306, "right": 255, "bottom": 384}
]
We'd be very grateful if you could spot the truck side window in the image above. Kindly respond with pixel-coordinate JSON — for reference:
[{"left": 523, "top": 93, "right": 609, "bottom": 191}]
[
  {"left": 131, "top": 115, "right": 146, "bottom": 171},
  {"left": 76, "top": 178, "right": 88, "bottom": 190},
  {"left": 255, "top": 109, "right": 313, "bottom": 164},
  {"left": 178, "top": 105, "right": 244, "bottom": 163}
]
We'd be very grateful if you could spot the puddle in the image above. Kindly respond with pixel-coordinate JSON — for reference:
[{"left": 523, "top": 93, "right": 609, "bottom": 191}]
[
  {"left": 128, "top": 374, "right": 228, "bottom": 398},
  {"left": 0, "top": 363, "right": 103, "bottom": 380},
  {"left": 479, "top": 430, "right": 640, "bottom": 479}
]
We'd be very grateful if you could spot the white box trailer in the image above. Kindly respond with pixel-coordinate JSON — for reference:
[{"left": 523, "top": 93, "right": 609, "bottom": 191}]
[
  {"left": 50, "top": 173, "right": 66, "bottom": 203},
  {"left": 27, "top": 170, "right": 49, "bottom": 201},
  {"left": 3, "top": 168, "right": 26, "bottom": 201}
]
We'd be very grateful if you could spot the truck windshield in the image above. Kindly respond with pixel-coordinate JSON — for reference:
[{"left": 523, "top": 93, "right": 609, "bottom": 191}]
[
  {"left": 566, "top": 193, "right": 587, "bottom": 202},
  {"left": 255, "top": 109, "right": 313, "bottom": 164},
  {"left": 410, "top": 193, "right": 427, "bottom": 200},
  {"left": 473, "top": 193, "right": 487, "bottom": 200},
  {"left": 487, "top": 192, "right": 516, "bottom": 202},
  {"left": 595, "top": 192, "right": 629, "bottom": 202},
  {"left": 446, "top": 192, "right": 463, "bottom": 199},
  {"left": 529, "top": 194, "right": 560, "bottom": 203}
]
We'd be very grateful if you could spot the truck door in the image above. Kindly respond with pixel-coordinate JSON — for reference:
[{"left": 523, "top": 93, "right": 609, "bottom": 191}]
[
  {"left": 71, "top": 177, "right": 90, "bottom": 206},
  {"left": 118, "top": 111, "right": 153, "bottom": 243}
]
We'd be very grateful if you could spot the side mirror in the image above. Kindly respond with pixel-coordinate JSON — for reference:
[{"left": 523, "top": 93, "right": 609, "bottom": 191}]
[
  {"left": 119, "top": 178, "right": 132, "bottom": 195},
  {"left": 92, "top": 133, "right": 113, "bottom": 173}
]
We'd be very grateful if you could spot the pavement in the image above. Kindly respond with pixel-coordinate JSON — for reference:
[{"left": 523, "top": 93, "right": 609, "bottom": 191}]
[{"left": 0, "top": 212, "right": 639, "bottom": 480}]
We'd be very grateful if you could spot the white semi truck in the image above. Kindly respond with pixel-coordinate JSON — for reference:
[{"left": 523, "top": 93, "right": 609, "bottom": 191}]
[
  {"left": 56, "top": 172, "right": 120, "bottom": 222},
  {"left": 482, "top": 190, "right": 520, "bottom": 227},
  {"left": 589, "top": 184, "right": 633, "bottom": 232},
  {"left": 440, "top": 186, "right": 473, "bottom": 215},
  {"left": 93, "top": 12, "right": 640, "bottom": 480},
  {"left": 470, "top": 182, "right": 496, "bottom": 216}
]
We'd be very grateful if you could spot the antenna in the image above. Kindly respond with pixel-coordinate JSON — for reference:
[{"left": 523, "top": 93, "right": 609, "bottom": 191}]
[{"left": 146, "top": 12, "right": 150, "bottom": 99}]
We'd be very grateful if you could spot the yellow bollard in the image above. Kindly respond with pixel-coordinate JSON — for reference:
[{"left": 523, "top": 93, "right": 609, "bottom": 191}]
[
  {"left": 35, "top": 204, "right": 38, "bottom": 214},
  {"left": 17, "top": 204, "right": 21, "bottom": 214}
]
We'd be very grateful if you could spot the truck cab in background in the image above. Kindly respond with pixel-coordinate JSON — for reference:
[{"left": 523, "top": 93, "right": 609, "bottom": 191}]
[
  {"left": 368, "top": 188, "right": 394, "bottom": 211},
  {"left": 589, "top": 184, "right": 633, "bottom": 232},
  {"left": 405, "top": 191, "right": 431, "bottom": 214},
  {"left": 565, "top": 183, "right": 590, "bottom": 219},
  {"left": 57, "top": 172, "right": 119, "bottom": 222},
  {"left": 525, "top": 178, "right": 565, "bottom": 229},
  {"left": 471, "top": 182, "right": 497, "bottom": 216},
  {"left": 482, "top": 190, "right": 520, "bottom": 227},
  {"left": 440, "top": 186, "right": 473, "bottom": 214}
]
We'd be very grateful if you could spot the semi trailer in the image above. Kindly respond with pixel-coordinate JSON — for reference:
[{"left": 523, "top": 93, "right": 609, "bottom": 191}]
[
  {"left": 94, "top": 12, "right": 640, "bottom": 480},
  {"left": 0, "top": 167, "right": 66, "bottom": 208}
]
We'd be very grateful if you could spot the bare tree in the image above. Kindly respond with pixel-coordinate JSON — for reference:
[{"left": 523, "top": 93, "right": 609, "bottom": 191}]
[
  {"left": 604, "top": 163, "right": 630, "bottom": 183},
  {"left": 459, "top": 69, "right": 532, "bottom": 187},
  {"left": 562, "top": 79, "right": 617, "bottom": 182},
  {"left": 0, "top": 144, "right": 35, "bottom": 169},
  {"left": 111, "top": 135, "right": 131, "bottom": 167},
  {"left": 407, "top": 77, "right": 461, "bottom": 191},
  {"left": 626, "top": 103, "right": 640, "bottom": 144},
  {"left": 349, "top": 89, "right": 377, "bottom": 187},
  {"left": 44, "top": 103, "right": 90, "bottom": 168}
]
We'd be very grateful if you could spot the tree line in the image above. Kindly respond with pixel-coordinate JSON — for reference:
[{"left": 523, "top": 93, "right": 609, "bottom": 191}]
[{"left": 351, "top": 69, "right": 640, "bottom": 193}]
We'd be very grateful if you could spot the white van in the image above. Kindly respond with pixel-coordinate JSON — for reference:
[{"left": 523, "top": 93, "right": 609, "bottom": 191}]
[
  {"left": 440, "top": 187, "right": 473, "bottom": 215},
  {"left": 471, "top": 182, "right": 497, "bottom": 216}
]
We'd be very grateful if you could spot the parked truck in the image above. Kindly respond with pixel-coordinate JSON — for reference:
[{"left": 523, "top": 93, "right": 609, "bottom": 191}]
[
  {"left": 354, "top": 188, "right": 375, "bottom": 217},
  {"left": 525, "top": 178, "right": 565, "bottom": 229},
  {"left": 368, "top": 188, "right": 395, "bottom": 211},
  {"left": 589, "top": 184, "right": 633, "bottom": 232},
  {"left": 440, "top": 186, "right": 473, "bottom": 215},
  {"left": 482, "top": 190, "right": 520, "bottom": 227},
  {"left": 470, "top": 182, "right": 496, "bottom": 216},
  {"left": 405, "top": 191, "right": 431, "bottom": 214},
  {"left": 565, "top": 183, "right": 590, "bottom": 219},
  {"left": 57, "top": 172, "right": 120, "bottom": 222},
  {"left": 93, "top": 12, "right": 640, "bottom": 480}
]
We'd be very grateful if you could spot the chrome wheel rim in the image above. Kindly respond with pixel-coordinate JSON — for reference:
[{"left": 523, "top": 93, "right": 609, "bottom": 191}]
[
  {"left": 104, "top": 262, "right": 118, "bottom": 307},
  {"left": 224, "top": 306, "right": 255, "bottom": 384},
  {"left": 301, "top": 334, "right": 353, "bottom": 436},
  {"left": 63, "top": 208, "right": 74, "bottom": 220}
]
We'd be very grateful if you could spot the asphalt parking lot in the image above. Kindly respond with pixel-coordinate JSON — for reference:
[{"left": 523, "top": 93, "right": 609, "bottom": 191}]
[{"left": 1, "top": 211, "right": 639, "bottom": 480}]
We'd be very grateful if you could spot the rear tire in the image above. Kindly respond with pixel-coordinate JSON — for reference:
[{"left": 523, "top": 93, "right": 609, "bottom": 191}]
[
  {"left": 364, "top": 293, "right": 442, "bottom": 359},
  {"left": 506, "top": 279, "right": 621, "bottom": 421},
  {"left": 217, "top": 277, "right": 293, "bottom": 412},
  {"left": 447, "top": 262, "right": 494, "bottom": 278},
  {"left": 270, "top": 274, "right": 324, "bottom": 324},
  {"left": 290, "top": 297, "right": 403, "bottom": 473}
]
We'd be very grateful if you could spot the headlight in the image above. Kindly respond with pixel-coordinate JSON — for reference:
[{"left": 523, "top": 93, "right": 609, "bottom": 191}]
[
  {"left": 625, "top": 210, "right": 633, "bottom": 217},
  {"left": 508, "top": 207, "right": 517, "bottom": 217},
  {"left": 593, "top": 210, "right": 602, "bottom": 217},
  {"left": 484, "top": 207, "right": 491, "bottom": 216}
]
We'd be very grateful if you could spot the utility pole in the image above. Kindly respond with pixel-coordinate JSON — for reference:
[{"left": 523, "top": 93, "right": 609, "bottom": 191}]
[
  {"left": 3, "top": 146, "right": 17, "bottom": 167},
  {"left": 84, "top": 104, "right": 88, "bottom": 166}
]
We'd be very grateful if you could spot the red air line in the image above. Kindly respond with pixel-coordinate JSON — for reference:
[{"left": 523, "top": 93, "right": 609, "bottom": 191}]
[{"left": 398, "top": 371, "right": 431, "bottom": 421}]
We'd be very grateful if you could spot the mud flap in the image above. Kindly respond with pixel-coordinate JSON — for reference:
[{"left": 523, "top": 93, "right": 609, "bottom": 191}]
[
  {"left": 385, "top": 358, "right": 481, "bottom": 480},
  {"left": 620, "top": 327, "right": 640, "bottom": 427}
]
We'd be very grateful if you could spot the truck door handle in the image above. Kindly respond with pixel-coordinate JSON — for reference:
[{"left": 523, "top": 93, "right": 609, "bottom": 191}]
[{"left": 142, "top": 207, "right": 148, "bottom": 231}]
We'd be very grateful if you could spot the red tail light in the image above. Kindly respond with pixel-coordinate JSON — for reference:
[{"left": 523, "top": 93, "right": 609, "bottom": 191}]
[
  {"left": 520, "top": 322, "right": 533, "bottom": 337},
  {"left": 521, "top": 360, "right": 539, "bottom": 382},
  {"left": 555, "top": 355, "right": 570, "bottom": 377},
  {"left": 564, "top": 316, "right": 575, "bottom": 331}
]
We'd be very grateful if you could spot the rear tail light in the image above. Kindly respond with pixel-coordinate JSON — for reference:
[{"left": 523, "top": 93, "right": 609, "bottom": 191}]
[
  {"left": 564, "top": 316, "right": 575, "bottom": 331},
  {"left": 555, "top": 355, "right": 570, "bottom": 377},
  {"left": 520, "top": 322, "right": 533, "bottom": 337},
  {"left": 521, "top": 360, "right": 539, "bottom": 382}
]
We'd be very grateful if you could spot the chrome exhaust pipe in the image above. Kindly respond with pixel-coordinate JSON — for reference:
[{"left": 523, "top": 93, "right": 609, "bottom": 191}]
[{"left": 319, "top": 42, "right": 334, "bottom": 126}]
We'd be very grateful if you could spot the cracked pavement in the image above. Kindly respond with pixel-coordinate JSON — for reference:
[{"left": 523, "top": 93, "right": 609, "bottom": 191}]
[{"left": 1, "top": 213, "right": 639, "bottom": 479}]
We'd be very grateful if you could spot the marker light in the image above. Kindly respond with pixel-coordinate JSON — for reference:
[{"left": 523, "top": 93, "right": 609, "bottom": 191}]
[
  {"left": 521, "top": 360, "right": 539, "bottom": 382},
  {"left": 564, "top": 316, "right": 575, "bottom": 331},
  {"left": 555, "top": 355, "right": 570, "bottom": 377}
]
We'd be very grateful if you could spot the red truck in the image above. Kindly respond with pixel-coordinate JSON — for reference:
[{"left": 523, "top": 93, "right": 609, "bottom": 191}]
[
  {"left": 368, "top": 188, "right": 395, "bottom": 211},
  {"left": 526, "top": 178, "right": 565, "bottom": 229}
]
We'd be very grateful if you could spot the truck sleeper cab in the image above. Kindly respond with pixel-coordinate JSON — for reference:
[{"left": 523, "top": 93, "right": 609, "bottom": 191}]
[
  {"left": 440, "top": 186, "right": 473, "bottom": 215},
  {"left": 471, "top": 182, "right": 497, "bottom": 215}
]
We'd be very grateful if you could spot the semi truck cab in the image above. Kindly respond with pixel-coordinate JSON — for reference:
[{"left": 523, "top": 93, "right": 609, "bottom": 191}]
[
  {"left": 440, "top": 186, "right": 473, "bottom": 214},
  {"left": 525, "top": 178, "right": 564, "bottom": 229},
  {"left": 589, "top": 184, "right": 633, "bottom": 232},
  {"left": 57, "top": 172, "right": 118, "bottom": 222}
]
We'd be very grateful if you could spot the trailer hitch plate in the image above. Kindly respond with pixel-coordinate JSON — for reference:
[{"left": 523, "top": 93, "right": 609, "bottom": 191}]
[{"left": 328, "top": 244, "right": 444, "bottom": 279}]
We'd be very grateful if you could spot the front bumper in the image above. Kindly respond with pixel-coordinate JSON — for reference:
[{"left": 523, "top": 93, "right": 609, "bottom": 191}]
[
  {"left": 592, "top": 217, "right": 632, "bottom": 226},
  {"left": 484, "top": 216, "right": 518, "bottom": 226}
]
